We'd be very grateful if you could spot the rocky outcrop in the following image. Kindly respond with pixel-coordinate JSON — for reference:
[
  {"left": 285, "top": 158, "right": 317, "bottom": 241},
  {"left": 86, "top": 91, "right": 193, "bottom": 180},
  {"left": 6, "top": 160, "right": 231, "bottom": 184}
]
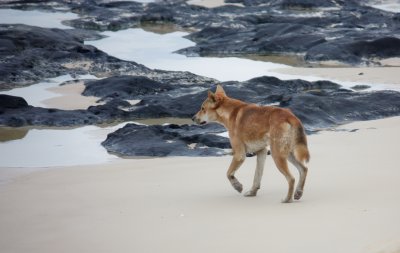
[
  {"left": 82, "top": 74, "right": 213, "bottom": 102},
  {"left": 83, "top": 76, "right": 174, "bottom": 101},
  {"left": 4, "top": 0, "right": 399, "bottom": 65},
  {"left": 0, "top": 94, "right": 29, "bottom": 109},
  {"left": 102, "top": 123, "right": 229, "bottom": 157},
  {"left": 4, "top": 78, "right": 396, "bottom": 157},
  {"left": 225, "top": 0, "right": 339, "bottom": 8},
  {"left": 2, "top": 76, "right": 400, "bottom": 129},
  {"left": 305, "top": 37, "right": 400, "bottom": 64},
  {"left": 0, "top": 24, "right": 150, "bottom": 90},
  {"left": 2, "top": 74, "right": 400, "bottom": 156},
  {"left": 0, "top": 24, "right": 217, "bottom": 91},
  {"left": 0, "top": 95, "right": 100, "bottom": 127},
  {"left": 99, "top": 78, "right": 400, "bottom": 157}
]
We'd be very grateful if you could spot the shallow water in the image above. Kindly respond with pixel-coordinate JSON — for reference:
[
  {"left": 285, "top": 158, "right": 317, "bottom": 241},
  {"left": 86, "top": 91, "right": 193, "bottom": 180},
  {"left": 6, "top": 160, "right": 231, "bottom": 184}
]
[
  {"left": 0, "top": 124, "right": 123, "bottom": 168},
  {"left": 369, "top": 1, "right": 400, "bottom": 13},
  {"left": 0, "top": 9, "right": 78, "bottom": 28},
  {"left": 86, "top": 28, "right": 290, "bottom": 82},
  {"left": 0, "top": 117, "right": 195, "bottom": 168},
  {"left": 1, "top": 74, "right": 96, "bottom": 107},
  {"left": 85, "top": 27, "right": 400, "bottom": 91}
]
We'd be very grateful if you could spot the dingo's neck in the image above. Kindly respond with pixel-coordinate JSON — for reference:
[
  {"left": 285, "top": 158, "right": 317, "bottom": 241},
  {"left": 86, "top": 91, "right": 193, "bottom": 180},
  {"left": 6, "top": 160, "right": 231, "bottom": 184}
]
[{"left": 215, "top": 97, "right": 246, "bottom": 129}]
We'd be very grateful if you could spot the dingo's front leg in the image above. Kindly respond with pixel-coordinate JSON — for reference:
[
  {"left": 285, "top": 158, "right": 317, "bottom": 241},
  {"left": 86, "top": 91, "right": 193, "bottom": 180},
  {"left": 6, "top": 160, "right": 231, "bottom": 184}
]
[
  {"left": 227, "top": 154, "right": 245, "bottom": 193},
  {"left": 244, "top": 148, "right": 267, "bottom": 197}
]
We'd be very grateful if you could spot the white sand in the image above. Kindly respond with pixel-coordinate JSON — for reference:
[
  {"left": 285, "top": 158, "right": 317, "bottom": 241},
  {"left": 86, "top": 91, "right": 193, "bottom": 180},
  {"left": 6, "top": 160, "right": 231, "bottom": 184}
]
[
  {"left": 274, "top": 66, "right": 400, "bottom": 86},
  {"left": 1, "top": 116, "right": 399, "bottom": 253}
]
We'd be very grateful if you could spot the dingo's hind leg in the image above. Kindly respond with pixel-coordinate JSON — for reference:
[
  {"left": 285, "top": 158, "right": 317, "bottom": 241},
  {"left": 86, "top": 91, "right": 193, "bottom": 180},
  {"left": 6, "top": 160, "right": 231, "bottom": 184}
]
[
  {"left": 289, "top": 153, "right": 308, "bottom": 200},
  {"left": 244, "top": 148, "right": 267, "bottom": 197},
  {"left": 272, "top": 153, "right": 295, "bottom": 203}
]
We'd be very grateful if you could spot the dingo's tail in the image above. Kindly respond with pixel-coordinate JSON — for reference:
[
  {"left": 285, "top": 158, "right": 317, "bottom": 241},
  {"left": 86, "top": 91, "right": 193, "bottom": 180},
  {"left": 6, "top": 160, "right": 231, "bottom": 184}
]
[{"left": 294, "top": 125, "right": 310, "bottom": 163}]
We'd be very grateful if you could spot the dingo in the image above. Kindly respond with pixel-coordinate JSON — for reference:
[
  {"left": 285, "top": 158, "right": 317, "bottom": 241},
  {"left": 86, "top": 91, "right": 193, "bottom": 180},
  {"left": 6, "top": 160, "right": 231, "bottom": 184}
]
[{"left": 192, "top": 85, "right": 310, "bottom": 202}]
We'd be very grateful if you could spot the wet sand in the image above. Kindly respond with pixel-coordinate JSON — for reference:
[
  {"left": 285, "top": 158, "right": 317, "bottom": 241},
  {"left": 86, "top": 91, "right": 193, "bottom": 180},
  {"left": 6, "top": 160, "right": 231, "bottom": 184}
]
[{"left": 42, "top": 81, "right": 102, "bottom": 110}]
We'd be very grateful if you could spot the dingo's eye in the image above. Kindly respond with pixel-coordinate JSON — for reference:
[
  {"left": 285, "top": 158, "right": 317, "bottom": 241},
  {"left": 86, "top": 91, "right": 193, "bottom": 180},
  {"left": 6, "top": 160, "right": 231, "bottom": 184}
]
[{"left": 201, "top": 107, "right": 205, "bottom": 111}]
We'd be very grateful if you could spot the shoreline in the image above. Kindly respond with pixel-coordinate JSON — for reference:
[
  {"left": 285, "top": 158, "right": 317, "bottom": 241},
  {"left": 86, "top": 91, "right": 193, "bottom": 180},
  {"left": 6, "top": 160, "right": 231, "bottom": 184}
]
[{"left": 1, "top": 116, "right": 399, "bottom": 253}]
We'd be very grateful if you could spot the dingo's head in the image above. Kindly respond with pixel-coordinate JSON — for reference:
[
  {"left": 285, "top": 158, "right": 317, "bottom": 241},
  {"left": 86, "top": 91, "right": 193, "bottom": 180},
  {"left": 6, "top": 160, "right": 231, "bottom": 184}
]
[{"left": 192, "top": 85, "right": 226, "bottom": 125}]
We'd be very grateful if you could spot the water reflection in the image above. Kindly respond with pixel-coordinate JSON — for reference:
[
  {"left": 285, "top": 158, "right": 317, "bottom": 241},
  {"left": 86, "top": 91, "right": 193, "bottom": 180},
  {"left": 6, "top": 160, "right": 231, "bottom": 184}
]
[
  {"left": 0, "top": 118, "right": 192, "bottom": 167},
  {"left": 0, "top": 125, "right": 118, "bottom": 167},
  {"left": 140, "top": 22, "right": 188, "bottom": 34},
  {"left": 0, "top": 127, "right": 29, "bottom": 142}
]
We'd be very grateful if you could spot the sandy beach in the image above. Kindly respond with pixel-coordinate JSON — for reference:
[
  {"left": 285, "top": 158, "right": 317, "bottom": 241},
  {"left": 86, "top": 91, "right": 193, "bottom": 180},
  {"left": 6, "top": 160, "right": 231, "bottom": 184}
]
[
  {"left": 1, "top": 3, "right": 400, "bottom": 253},
  {"left": 1, "top": 116, "right": 399, "bottom": 253},
  {"left": 2, "top": 34, "right": 400, "bottom": 253}
]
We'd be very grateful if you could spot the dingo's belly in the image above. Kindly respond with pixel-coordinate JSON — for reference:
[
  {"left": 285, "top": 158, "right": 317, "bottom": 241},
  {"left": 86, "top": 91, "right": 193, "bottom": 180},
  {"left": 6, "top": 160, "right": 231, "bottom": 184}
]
[{"left": 244, "top": 137, "right": 269, "bottom": 153}]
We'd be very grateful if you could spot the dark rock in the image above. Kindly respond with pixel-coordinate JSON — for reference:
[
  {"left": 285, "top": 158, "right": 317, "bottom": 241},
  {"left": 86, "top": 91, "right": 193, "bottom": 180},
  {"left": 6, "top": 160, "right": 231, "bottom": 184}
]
[
  {"left": 0, "top": 97, "right": 133, "bottom": 127},
  {"left": 2, "top": 74, "right": 400, "bottom": 157},
  {"left": 0, "top": 24, "right": 150, "bottom": 90},
  {"left": 351, "top": 84, "right": 370, "bottom": 90},
  {"left": 286, "top": 90, "right": 400, "bottom": 130},
  {"left": 226, "top": 0, "right": 338, "bottom": 8},
  {"left": 0, "top": 106, "right": 96, "bottom": 127},
  {"left": 305, "top": 37, "right": 400, "bottom": 64},
  {"left": 0, "top": 95, "right": 29, "bottom": 109},
  {"left": 177, "top": 23, "right": 327, "bottom": 56},
  {"left": 83, "top": 75, "right": 174, "bottom": 100},
  {"left": 0, "top": 24, "right": 217, "bottom": 94},
  {"left": 101, "top": 81, "right": 400, "bottom": 157},
  {"left": 271, "top": 0, "right": 338, "bottom": 9},
  {"left": 127, "top": 77, "right": 400, "bottom": 130},
  {"left": 0, "top": 74, "right": 387, "bottom": 130},
  {"left": 349, "top": 37, "right": 400, "bottom": 59},
  {"left": 2, "top": 75, "right": 400, "bottom": 132},
  {"left": 102, "top": 123, "right": 229, "bottom": 157}
]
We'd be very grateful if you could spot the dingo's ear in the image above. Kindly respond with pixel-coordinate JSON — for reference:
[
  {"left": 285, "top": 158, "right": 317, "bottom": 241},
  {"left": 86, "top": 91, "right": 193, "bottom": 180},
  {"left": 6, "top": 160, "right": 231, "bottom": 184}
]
[
  {"left": 215, "top": 84, "right": 226, "bottom": 97},
  {"left": 208, "top": 90, "right": 216, "bottom": 102},
  {"left": 215, "top": 84, "right": 226, "bottom": 101}
]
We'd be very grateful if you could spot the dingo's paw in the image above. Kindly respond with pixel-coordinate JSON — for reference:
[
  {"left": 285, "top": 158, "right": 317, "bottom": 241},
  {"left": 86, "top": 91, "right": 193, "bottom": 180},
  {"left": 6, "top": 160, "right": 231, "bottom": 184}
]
[
  {"left": 281, "top": 197, "right": 293, "bottom": 203},
  {"left": 232, "top": 181, "right": 243, "bottom": 193},
  {"left": 244, "top": 190, "right": 257, "bottom": 197},
  {"left": 294, "top": 190, "right": 303, "bottom": 200}
]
